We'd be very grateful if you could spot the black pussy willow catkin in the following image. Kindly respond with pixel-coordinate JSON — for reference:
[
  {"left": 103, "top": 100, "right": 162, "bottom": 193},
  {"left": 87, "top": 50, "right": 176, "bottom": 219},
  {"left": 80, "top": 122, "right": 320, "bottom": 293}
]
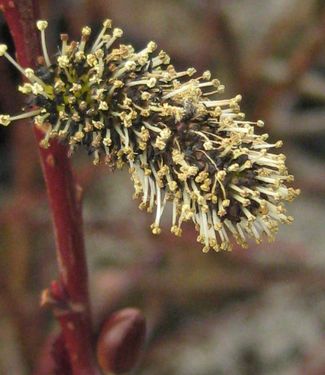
[{"left": 0, "top": 19, "right": 300, "bottom": 252}]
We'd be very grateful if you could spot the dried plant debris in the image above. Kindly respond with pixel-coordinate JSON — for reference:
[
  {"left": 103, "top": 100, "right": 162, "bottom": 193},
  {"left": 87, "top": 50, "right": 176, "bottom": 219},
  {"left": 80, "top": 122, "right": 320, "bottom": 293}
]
[{"left": 0, "top": 20, "right": 300, "bottom": 252}]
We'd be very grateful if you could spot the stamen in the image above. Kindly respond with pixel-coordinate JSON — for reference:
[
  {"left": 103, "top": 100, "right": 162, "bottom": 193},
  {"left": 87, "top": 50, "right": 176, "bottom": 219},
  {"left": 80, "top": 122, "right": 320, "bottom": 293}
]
[
  {"left": 0, "top": 109, "right": 42, "bottom": 126},
  {"left": 60, "top": 34, "right": 69, "bottom": 55},
  {"left": 36, "top": 20, "right": 51, "bottom": 67},
  {"left": 0, "top": 44, "right": 28, "bottom": 77},
  {"left": 92, "top": 19, "right": 112, "bottom": 52},
  {"left": 79, "top": 27, "right": 91, "bottom": 51},
  {"left": 105, "top": 28, "right": 123, "bottom": 50}
]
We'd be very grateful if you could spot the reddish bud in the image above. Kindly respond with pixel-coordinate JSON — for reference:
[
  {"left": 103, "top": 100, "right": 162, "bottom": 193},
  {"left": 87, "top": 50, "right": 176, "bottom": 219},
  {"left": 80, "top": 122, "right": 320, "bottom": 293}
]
[
  {"left": 96, "top": 308, "right": 146, "bottom": 374},
  {"left": 50, "top": 280, "right": 66, "bottom": 301}
]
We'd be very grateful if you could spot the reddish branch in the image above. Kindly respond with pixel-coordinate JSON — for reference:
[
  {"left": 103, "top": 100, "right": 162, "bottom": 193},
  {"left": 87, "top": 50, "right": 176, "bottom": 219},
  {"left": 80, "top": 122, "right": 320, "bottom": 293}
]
[{"left": 0, "top": 1, "right": 98, "bottom": 374}]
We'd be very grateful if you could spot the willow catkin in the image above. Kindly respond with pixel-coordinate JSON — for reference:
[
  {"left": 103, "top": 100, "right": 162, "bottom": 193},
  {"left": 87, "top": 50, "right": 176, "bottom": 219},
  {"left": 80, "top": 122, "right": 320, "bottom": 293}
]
[{"left": 0, "top": 19, "right": 300, "bottom": 252}]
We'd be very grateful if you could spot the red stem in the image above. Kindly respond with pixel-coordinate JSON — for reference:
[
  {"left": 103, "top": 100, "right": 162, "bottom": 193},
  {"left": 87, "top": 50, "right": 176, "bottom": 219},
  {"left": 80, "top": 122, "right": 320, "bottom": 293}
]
[{"left": 0, "top": 1, "right": 98, "bottom": 374}]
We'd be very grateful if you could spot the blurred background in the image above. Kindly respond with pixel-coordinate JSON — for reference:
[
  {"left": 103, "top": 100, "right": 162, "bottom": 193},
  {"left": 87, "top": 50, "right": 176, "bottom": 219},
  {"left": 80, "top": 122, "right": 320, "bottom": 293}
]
[{"left": 1, "top": 0, "right": 325, "bottom": 374}]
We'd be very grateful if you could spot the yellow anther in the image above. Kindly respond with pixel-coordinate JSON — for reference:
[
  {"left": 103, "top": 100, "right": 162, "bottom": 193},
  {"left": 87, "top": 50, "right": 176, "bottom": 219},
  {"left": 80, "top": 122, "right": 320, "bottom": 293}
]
[
  {"left": 0, "top": 44, "right": 8, "bottom": 56},
  {"left": 0, "top": 115, "right": 11, "bottom": 126},
  {"left": 36, "top": 20, "right": 48, "bottom": 31}
]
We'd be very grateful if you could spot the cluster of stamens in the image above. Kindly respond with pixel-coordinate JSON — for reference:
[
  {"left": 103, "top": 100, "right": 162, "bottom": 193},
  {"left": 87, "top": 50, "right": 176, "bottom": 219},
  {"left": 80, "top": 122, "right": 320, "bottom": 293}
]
[{"left": 0, "top": 19, "right": 300, "bottom": 252}]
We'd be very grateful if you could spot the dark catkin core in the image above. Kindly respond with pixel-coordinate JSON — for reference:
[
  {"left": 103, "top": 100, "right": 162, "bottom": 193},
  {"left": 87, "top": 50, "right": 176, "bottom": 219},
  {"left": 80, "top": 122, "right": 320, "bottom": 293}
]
[
  {"left": 0, "top": 20, "right": 300, "bottom": 252},
  {"left": 32, "top": 60, "right": 261, "bottom": 225}
]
